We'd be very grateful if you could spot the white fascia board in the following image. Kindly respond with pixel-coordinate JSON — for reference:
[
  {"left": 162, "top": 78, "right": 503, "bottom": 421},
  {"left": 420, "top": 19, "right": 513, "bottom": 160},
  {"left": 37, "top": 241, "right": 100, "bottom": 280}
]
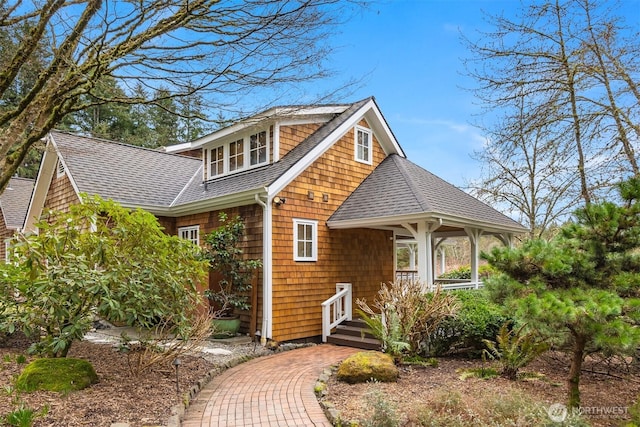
[
  {"left": 267, "top": 99, "right": 398, "bottom": 196},
  {"left": 24, "top": 134, "right": 82, "bottom": 232},
  {"left": 364, "top": 101, "right": 405, "bottom": 158},
  {"left": 139, "top": 187, "right": 265, "bottom": 217},
  {"left": 327, "top": 212, "right": 526, "bottom": 235},
  {"left": 163, "top": 142, "right": 192, "bottom": 154},
  {"left": 49, "top": 136, "right": 82, "bottom": 199},
  {"left": 185, "top": 105, "right": 350, "bottom": 151},
  {"left": 275, "top": 105, "right": 348, "bottom": 117}
]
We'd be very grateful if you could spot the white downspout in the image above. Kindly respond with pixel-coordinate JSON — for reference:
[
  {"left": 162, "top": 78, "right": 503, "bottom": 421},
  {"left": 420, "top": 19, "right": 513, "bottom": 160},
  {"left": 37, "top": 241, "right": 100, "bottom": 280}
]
[{"left": 255, "top": 193, "right": 272, "bottom": 344}]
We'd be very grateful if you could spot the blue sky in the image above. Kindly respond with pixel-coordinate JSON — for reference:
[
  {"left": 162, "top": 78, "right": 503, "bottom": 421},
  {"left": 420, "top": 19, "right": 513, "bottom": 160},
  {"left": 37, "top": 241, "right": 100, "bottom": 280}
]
[{"left": 319, "top": 0, "right": 640, "bottom": 188}]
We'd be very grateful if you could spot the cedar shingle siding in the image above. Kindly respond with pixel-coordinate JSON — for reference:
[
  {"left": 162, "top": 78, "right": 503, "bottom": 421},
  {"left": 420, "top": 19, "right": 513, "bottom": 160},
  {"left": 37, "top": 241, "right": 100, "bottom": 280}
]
[{"left": 26, "top": 97, "right": 525, "bottom": 344}]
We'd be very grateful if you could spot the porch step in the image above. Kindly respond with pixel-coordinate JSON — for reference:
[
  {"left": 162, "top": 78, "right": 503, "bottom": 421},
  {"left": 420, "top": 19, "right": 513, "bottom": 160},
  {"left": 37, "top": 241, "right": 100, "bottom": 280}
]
[{"left": 326, "top": 319, "right": 381, "bottom": 351}]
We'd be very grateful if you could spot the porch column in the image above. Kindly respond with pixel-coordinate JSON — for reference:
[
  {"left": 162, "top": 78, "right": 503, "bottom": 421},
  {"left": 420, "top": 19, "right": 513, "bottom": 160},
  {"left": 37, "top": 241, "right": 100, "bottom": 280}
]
[
  {"left": 403, "top": 221, "right": 438, "bottom": 291},
  {"left": 408, "top": 243, "right": 417, "bottom": 270},
  {"left": 496, "top": 232, "right": 514, "bottom": 248},
  {"left": 465, "top": 227, "right": 483, "bottom": 288},
  {"left": 438, "top": 246, "right": 446, "bottom": 277},
  {"left": 434, "top": 237, "right": 448, "bottom": 277}
]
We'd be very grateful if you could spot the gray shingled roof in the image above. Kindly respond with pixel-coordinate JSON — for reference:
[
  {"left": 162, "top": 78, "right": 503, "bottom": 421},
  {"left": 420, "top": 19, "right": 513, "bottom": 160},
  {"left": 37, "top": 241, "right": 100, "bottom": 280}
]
[
  {"left": 328, "top": 154, "right": 525, "bottom": 230},
  {"left": 0, "top": 177, "right": 34, "bottom": 229},
  {"left": 173, "top": 98, "right": 372, "bottom": 205},
  {"left": 51, "top": 131, "right": 201, "bottom": 208}
]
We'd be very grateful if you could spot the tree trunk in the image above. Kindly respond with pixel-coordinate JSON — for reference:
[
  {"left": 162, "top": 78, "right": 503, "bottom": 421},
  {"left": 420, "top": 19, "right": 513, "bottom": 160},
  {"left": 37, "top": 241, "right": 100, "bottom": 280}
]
[{"left": 567, "top": 334, "right": 587, "bottom": 408}]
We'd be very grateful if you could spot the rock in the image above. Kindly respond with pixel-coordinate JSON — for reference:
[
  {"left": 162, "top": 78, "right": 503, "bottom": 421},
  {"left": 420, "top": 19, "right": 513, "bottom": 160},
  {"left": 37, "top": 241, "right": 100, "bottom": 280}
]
[{"left": 336, "top": 351, "right": 399, "bottom": 384}]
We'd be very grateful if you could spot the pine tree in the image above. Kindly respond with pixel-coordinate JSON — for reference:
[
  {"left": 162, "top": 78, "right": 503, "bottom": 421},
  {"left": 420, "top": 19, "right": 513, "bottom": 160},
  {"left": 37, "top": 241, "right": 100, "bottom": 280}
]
[{"left": 484, "top": 178, "right": 640, "bottom": 408}]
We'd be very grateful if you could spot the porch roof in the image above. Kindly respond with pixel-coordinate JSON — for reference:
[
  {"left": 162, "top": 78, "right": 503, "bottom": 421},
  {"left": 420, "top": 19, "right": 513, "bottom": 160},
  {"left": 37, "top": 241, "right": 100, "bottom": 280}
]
[{"left": 327, "top": 154, "right": 526, "bottom": 235}]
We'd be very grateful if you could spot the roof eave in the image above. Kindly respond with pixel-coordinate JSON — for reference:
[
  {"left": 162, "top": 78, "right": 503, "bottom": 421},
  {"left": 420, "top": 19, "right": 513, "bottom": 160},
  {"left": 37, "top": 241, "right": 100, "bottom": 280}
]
[
  {"left": 167, "top": 104, "right": 352, "bottom": 152},
  {"left": 134, "top": 187, "right": 266, "bottom": 217},
  {"left": 327, "top": 212, "right": 527, "bottom": 235}
]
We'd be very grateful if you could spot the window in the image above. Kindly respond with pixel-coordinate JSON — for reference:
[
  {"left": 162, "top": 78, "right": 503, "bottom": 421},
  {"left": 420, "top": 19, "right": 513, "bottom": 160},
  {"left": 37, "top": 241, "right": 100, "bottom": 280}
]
[
  {"left": 179, "top": 225, "right": 200, "bottom": 245},
  {"left": 207, "top": 130, "right": 269, "bottom": 179},
  {"left": 250, "top": 131, "right": 267, "bottom": 166},
  {"left": 210, "top": 146, "right": 224, "bottom": 177},
  {"left": 293, "top": 219, "right": 317, "bottom": 261},
  {"left": 355, "top": 126, "right": 372, "bottom": 164},
  {"left": 229, "top": 138, "right": 244, "bottom": 172}
]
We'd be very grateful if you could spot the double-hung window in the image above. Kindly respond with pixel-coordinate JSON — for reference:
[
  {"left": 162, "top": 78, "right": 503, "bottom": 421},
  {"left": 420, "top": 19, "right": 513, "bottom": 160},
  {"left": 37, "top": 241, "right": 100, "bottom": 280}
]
[
  {"left": 355, "top": 126, "right": 372, "bottom": 164},
  {"left": 293, "top": 219, "right": 317, "bottom": 261},
  {"left": 178, "top": 225, "right": 200, "bottom": 246}
]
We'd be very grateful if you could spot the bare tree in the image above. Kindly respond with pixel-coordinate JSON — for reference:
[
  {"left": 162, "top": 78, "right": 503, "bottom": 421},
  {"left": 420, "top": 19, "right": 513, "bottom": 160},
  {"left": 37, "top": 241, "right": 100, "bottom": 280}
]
[
  {"left": 465, "top": 0, "right": 639, "bottom": 216},
  {"left": 0, "top": 0, "right": 357, "bottom": 193},
  {"left": 470, "top": 91, "right": 581, "bottom": 238}
]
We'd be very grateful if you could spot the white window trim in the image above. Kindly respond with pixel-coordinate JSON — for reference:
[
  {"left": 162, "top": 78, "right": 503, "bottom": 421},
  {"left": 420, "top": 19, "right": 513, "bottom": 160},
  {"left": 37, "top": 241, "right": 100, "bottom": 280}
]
[
  {"left": 178, "top": 225, "right": 200, "bottom": 245},
  {"left": 293, "top": 219, "right": 318, "bottom": 262},
  {"left": 354, "top": 125, "right": 373, "bottom": 165},
  {"left": 207, "top": 130, "right": 270, "bottom": 179}
]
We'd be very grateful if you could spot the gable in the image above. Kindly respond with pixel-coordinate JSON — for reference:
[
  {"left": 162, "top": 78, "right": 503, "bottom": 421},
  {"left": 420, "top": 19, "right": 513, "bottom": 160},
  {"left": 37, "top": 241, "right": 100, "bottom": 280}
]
[{"left": 0, "top": 177, "right": 34, "bottom": 230}]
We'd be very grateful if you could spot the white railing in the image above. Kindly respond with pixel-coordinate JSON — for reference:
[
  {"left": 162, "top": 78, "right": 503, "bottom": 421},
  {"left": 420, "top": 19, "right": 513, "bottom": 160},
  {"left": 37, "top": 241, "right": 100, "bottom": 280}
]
[
  {"left": 437, "top": 280, "right": 483, "bottom": 290},
  {"left": 321, "top": 283, "right": 352, "bottom": 342},
  {"left": 396, "top": 270, "right": 418, "bottom": 282},
  {"left": 395, "top": 272, "right": 484, "bottom": 291}
]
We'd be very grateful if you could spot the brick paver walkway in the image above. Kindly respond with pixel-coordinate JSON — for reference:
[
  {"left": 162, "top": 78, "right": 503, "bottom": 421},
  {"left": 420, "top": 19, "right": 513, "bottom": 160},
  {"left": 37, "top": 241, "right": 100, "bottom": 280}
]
[{"left": 181, "top": 344, "right": 359, "bottom": 427}]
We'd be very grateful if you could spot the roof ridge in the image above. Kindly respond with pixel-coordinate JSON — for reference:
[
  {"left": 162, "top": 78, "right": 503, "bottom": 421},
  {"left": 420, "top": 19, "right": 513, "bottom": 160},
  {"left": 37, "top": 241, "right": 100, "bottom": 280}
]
[
  {"left": 254, "top": 96, "right": 374, "bottom": 117},
  {"left": 50, "top": 130, "right": 200, "bottom": 161},
  {"left": 389, "top": 154, "right": 432, "bottom": 212}
]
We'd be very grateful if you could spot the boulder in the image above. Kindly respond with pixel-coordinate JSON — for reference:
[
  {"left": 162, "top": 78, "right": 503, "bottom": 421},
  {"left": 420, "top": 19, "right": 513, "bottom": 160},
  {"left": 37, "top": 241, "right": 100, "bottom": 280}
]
[{"left": 336, "top": 351, "right": 399, "bottom": 384}]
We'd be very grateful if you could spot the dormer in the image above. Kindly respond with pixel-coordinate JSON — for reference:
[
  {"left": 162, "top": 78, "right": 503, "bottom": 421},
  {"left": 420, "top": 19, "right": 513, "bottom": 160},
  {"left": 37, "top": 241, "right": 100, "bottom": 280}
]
[
  {"left": 165, "top": 104, "right": 354, "bottom": 182},
  {"left": 203, "top": 127, "right": 270, "bottom": 180}
]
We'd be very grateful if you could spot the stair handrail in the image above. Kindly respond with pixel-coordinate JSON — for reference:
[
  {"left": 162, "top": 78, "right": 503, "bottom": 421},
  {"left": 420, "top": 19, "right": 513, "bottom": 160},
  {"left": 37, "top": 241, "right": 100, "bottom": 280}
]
[{"left": 321, "top": 283, "right": 352, "bottom": 342}]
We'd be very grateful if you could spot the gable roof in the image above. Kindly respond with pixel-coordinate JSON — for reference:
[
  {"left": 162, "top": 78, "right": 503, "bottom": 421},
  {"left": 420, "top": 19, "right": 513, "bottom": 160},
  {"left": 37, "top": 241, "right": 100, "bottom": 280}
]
[
  {"left": 328, "top": 154, "right": 525, "bottom": 234},
  {"left": 0, "top": 177, "right": 34, "bottom": 230},
  {"left": 50, "top": 131, "right": 202, "bottom": 209},
  {"left": 172, "top": 97, "right": 404, "bottom": 208}
]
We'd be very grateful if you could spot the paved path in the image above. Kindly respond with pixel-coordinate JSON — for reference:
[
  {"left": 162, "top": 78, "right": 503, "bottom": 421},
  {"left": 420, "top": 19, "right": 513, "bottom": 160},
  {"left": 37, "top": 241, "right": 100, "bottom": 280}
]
[{"left": 181, "top": 345, "right": 359, "bottom": 427}]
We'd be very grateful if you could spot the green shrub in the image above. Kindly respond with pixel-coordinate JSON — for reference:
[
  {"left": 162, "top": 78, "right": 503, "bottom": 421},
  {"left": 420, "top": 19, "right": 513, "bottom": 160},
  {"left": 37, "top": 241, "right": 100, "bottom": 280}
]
[
  {"left": 439, "top": 266, "right": 471, "bottom": 280},
  {"left": 16, "top": 358, "right": 98, "bottom": 392},
  {"left": 483, "top": 322, "right": 549, "bottom": 380},
  {"left": 428, "top": 289, "right": 510, "bottom": 357}
]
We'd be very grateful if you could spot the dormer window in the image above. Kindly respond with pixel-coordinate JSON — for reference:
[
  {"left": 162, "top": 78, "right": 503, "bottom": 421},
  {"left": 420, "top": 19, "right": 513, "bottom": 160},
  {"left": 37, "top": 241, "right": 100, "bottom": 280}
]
[
  {"left": 355, "top": 126, "right": 372, "bottom": 164},
  {"left": 210, "top": 146, "right": 224, "bottom": 176},
  {"left": 229, "top": 139, "right": 244, "bottom": 172},
  {"left": 250, "top": 131, "right": 267, "bottom": 165},
  {"left": 207, "top": 130, "right": 269, "bottom": 178}
]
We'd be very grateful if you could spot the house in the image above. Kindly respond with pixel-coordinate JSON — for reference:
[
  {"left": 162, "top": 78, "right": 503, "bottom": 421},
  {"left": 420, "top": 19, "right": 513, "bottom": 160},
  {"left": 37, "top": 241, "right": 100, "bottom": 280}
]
[
  {"left": 0, "top": 177, "right": 35, "bottom": 261},
  {"left": 25, "top": 97, "right": 526, "bottom": 344}
]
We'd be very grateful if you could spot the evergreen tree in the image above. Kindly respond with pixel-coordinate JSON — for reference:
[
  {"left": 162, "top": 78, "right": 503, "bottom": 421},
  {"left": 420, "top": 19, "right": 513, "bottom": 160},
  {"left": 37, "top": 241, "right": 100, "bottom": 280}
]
[
  {"left": 65, "top": 77, "right": 135, "bottom": 142},
  {"left": 484, "top": 178, "right": 640, "bottom": 408},
  {"left": 147, "top": 88, "right": 178, "bottom": 148}
]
